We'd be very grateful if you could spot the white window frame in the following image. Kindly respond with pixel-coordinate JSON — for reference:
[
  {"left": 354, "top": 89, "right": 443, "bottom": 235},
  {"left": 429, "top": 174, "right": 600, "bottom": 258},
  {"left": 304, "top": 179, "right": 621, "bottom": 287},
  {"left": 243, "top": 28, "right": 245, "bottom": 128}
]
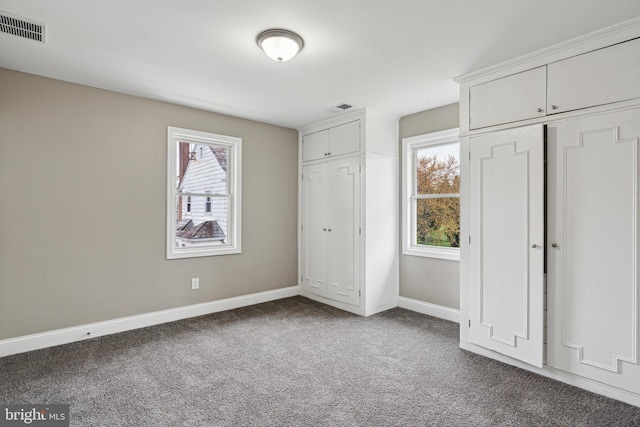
[
  {"left": 402, "top": 128, "right": 460, "bottom": 261},
  {"left": 167, "top": 126, "right": 242, "bottom": 259}
]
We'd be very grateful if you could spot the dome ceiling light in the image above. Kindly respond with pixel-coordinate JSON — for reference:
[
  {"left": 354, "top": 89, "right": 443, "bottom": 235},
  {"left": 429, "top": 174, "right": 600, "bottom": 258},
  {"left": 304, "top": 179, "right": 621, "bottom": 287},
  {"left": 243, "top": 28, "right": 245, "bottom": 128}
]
[{"left": 256, "top": 29, "right": 304, "bottom": 63}]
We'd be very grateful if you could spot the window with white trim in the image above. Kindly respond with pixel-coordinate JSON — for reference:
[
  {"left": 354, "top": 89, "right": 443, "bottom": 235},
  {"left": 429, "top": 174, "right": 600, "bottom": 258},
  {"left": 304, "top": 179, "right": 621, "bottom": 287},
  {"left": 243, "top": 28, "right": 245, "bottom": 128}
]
[
  {"left": 205, "top": 192, "right": 212, "bottom": 214},
  {"left": 167, "top": 126, "right": 242, "bottom": 259},
  {"left": 402, "top": 128, "right": 460, "bottom": 260}
]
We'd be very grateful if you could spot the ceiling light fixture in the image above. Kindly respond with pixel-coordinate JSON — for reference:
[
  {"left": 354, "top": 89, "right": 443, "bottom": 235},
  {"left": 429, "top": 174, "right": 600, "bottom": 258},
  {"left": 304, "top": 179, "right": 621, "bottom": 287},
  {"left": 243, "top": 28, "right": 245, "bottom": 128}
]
[{"left": 256, "top": 29, "right": 304, "bottom": 63}]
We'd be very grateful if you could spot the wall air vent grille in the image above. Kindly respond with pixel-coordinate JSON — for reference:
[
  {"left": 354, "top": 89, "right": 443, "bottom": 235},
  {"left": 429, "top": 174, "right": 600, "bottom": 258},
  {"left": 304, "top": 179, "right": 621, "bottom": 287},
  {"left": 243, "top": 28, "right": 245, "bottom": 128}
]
[
  {"left": 336, "top": 103, "right": 353, "bottom": 110},
  {"left": 0, "top": 12, "right": 46, "bottom": 43}
]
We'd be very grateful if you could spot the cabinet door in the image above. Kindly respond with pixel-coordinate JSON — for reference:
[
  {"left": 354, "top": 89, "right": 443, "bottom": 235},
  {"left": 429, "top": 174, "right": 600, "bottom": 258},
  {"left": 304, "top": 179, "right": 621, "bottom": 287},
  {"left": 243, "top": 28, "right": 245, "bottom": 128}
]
[
  {"left": 547, "top": 38, "right": 640, "bottom": 114},
  {"left": 547, "top": 109, "right": 640, "bottom": 394},
  {"left": 301, "top": 163, "right": 328, "bottom": 297},
  {"left": 469, "top": 124, "right": 545, "bottom": 367},
  {"left": 326, "top": 157, "right": 361, "bottom": 306},
  {"left": 328, "top": 120, "right": 360, "bottom": 158},
  {"left": 302, "top": 129, "right": 329, "bottom": 162},
  {"left": 469, "top": 67, "right": 547, "bottom": 130}
]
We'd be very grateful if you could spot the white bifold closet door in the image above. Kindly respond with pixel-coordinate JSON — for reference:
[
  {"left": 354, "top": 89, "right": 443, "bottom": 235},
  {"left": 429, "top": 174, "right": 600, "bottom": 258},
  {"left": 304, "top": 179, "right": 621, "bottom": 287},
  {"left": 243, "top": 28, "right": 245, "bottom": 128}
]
[
  {"left": 300, "top": 157, "right": 360, "bottom": 306},
  {"left": 547, "top": 109, "right": 640, "bottom": 394},
  {"left": 469, "top": 124, "right": 545, "bottom": 367}
]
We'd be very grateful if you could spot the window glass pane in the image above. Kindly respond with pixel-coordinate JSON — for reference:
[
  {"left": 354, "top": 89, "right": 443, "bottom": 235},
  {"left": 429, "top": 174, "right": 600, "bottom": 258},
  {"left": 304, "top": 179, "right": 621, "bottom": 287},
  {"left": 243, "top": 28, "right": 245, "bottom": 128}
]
[
  {"left": 416, "top": 142, "right": 460, "bottom": 195},
  {"left": 177, "top": 142, "right": 229, "bottom": 194},
  {"left": 175, "top": 195, "right": 228, "bottom": 248},
  {"left": 416, "top": 197, "right": 460, "bottom": 247}
]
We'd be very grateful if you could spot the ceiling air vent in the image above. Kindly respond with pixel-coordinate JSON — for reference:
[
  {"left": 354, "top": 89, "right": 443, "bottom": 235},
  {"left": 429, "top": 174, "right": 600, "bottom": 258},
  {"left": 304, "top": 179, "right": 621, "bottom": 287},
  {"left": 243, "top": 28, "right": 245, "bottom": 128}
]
[
  {"left": 336, "top": 103, "right": 353, "bottom": 110},
  {"left": 0, "top": 12, "right": 46, "bottom": 43},
  {"left": 328, "top": 103, "right": 355, "bottom": 113}
]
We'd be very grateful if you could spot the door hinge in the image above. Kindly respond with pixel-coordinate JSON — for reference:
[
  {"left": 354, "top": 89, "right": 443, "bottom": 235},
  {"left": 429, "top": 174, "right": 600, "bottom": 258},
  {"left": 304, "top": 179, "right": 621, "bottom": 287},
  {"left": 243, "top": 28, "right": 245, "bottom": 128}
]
[
  {"left": 359, "top": 165, "right": 362, "bottom": 173},
  {"left": 359, "top": 227, "right": 361, "bottom": 236},
  {"left": 469, "top": 236, "right": 471, "bottom": 244},
  {"left": 301, "top": 224, "right": 304, "bottom": 231},
  {"left": 301, "top": 174, "right": 304, "bottom": 180},
  {"left": 301, "top": 275, "right": 303, "bottom": 282},
  {"left": 469, "top": 152, "right": 471, "bottom": 161},
  {"left": 468, "top": 319, "right": 471, "bottom": 327},
  {"left": 359, "top": 289, "right": 361, "bottom": 297}
]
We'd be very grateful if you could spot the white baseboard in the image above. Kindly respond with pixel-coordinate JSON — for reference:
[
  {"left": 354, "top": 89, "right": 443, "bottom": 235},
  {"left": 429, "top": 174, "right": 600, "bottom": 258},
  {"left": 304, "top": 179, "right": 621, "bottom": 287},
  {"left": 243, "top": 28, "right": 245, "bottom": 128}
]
[
  {"left": 0, "top": 286, "right": 300, "bottom": 358},
  {"left": 459, "top": 341, "right": 640, "bottom": 408},
  {"left": 397, "top": 297, "right": 460, "bottom": 323}
]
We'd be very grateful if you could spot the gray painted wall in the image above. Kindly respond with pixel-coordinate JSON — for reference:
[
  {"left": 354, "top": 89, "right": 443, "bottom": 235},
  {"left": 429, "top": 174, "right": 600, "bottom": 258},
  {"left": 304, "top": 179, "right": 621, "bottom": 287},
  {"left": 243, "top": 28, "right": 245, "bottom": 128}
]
[
  {"left": 398, "top": 103, "right": 461, "bottom": 309},
  {"left": 0, "top": 69, "right": 298, "bottom": 340}
]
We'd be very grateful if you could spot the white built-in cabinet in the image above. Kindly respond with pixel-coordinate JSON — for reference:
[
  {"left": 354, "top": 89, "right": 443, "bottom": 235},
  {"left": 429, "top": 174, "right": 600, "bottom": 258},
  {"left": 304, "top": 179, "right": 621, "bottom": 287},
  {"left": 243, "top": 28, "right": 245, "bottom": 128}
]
[
  {"left": 298, "top": 109, "right": 399, "bottom": 316},
  {"left": 456, "top": 19, "right": 640, "bottom": 407},
  {"left": 301, "top": 120, "right": 361, "bottom": 162}
]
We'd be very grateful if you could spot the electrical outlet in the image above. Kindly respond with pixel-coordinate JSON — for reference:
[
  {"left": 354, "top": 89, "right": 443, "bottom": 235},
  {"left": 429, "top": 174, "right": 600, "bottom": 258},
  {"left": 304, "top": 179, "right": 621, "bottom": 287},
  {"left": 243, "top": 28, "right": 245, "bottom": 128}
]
[{"left": 191, "top": 278, "right": 199, "bottom": 290}]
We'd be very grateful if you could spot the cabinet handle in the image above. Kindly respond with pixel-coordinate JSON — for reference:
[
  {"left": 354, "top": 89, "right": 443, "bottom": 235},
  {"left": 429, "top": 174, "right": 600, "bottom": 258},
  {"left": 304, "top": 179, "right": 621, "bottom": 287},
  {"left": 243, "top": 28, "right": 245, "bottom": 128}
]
[
  {"left": 327, "top": 229, "right": 332, "bottom": 232},
  {"left": 537, "top": 108, "right": 543, "bottom": 113},
  {"left": 551, "top": 105, "right": 558, "bottom": 110},
  {"left": 551, "top": 243, "right": 558, "bottom": 248},
  {"left": 323, "top": 228, "right": 327, "bottom": 231},
  {"left": 327, "top": 152, "right": 331, "bottom": 156},
  {"left": 531, "top": 244, "right": 538, "bottom": 248},
  {"left": 324, "top": 153, "right": 328, "bottom": 156}
]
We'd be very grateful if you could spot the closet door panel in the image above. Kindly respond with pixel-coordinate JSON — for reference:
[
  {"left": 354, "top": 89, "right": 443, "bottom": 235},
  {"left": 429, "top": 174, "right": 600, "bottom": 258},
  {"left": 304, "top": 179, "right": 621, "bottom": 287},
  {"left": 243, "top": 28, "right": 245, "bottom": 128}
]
[
  {"left": 301, "top": 163, "right": 328, "bottom": 296},
  {"left": 328, "top": 120, "right": 360, "bottom": 158},
  {"left": 469, "top": 67, "right": 547, "bottom": 130},
  {"left": 469, "top": 124, "right": 545, "bottom": 367},
  {"left": 547, "top": 38, "right": 640, "bottom": 114},
  {"left": 326, "top": 157, "right": 360, "bottom": 306},
  {"left": 547, "top": 109, "right": 640, "bottom": 393},
  {"left": 302, "top": 130, "right": 329, "bottom": 162}
]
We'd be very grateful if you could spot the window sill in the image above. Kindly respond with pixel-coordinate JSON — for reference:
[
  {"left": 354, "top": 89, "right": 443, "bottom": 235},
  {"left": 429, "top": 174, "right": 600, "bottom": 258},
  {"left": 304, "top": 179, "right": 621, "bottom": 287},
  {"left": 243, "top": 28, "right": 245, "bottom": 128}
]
[
  {"left": 167, "top": 244, "right": 241, "bottom": 259},
  {"left": 403, "top": 246, "right": 460, "bottom": 261}
]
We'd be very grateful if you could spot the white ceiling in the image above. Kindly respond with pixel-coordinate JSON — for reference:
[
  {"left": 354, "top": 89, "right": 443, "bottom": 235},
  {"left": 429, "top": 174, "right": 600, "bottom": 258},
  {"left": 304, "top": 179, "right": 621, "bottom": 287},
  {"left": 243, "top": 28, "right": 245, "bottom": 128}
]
[{"left": 1, "top": 1, "right": 640, "bottom": 129}]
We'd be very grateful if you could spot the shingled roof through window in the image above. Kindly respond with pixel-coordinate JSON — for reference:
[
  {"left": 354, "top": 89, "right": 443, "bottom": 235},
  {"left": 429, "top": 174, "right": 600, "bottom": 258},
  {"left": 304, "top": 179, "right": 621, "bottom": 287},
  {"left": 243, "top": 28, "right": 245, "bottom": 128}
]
[
  {"left": 210, "top": 147, "right": 227, "bottom": 172},
  {"left": 177, "top": 220, "right": 225, "bottom": 241},
  {"left": 176, "top": 219, "right": 194, "bottom": 231}
]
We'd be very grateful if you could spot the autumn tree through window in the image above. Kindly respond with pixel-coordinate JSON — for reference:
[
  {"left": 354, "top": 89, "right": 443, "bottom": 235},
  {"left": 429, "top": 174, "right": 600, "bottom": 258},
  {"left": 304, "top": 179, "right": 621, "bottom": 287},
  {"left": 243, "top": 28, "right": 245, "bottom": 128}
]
[{"left": 402, "top": 129, "right": 460, "bottom": 260}]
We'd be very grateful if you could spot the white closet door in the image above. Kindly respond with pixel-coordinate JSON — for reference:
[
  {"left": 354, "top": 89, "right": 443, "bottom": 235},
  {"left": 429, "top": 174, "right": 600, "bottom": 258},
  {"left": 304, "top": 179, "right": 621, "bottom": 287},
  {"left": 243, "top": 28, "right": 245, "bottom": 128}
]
[
  {"left": 326, "top": 157, "right": 361, "bottom": 306},
  {"left": 547, "top": 109, "right": 640, "bottom": 393},
  {"left": 469, "top": 124, "right": 545, "bottom": 367},
  {"left": 301, "top": 163, "right": 328, "bottom": 297}
]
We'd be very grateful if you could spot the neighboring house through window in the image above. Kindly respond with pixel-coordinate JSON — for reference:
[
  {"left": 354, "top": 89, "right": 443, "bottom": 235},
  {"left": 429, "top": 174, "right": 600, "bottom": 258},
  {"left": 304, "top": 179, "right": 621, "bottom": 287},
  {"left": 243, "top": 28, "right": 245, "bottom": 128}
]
[
  {"left": 402, "top": 128, "right": 460, "bottom": 260},
  {"left": 167, "top": 126, "right": 242, "bottom": 259}
]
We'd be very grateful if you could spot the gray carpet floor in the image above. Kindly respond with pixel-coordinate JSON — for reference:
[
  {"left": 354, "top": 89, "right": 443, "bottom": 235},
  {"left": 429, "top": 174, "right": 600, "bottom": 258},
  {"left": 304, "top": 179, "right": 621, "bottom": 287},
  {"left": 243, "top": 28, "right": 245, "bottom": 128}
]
[{"left": 1, "top": 296, "right": 640, "bottom": 426}]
